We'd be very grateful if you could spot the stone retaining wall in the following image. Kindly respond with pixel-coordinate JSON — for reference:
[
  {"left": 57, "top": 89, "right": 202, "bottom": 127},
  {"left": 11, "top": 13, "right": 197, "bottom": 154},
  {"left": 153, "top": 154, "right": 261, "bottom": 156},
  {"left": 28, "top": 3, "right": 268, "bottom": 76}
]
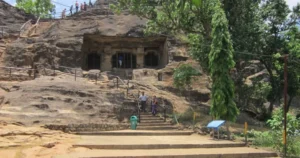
[{"left": 43, "top": 123, "right": 130, "bottom": 133}]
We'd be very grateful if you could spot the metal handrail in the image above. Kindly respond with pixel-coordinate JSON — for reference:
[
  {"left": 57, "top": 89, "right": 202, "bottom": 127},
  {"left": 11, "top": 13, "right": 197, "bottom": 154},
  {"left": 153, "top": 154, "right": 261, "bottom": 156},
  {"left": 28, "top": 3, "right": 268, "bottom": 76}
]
[
  {"left": 163, "top": 106, "right": 167, "bottom": 122},
  {"left": 0, "top": 66, "right": 34, "bottom": 70},
  {"left": 114, "top": 75, "right": 126, "bottom": 85},
  {"left": 35, "top": 64, "right": 100, "bottom": 82},
  {"left": 0, "top": 66, "right": 36, "bottom": 80},
  {"left": 137, "top": 98, "right": 141, "bottom": 123}
]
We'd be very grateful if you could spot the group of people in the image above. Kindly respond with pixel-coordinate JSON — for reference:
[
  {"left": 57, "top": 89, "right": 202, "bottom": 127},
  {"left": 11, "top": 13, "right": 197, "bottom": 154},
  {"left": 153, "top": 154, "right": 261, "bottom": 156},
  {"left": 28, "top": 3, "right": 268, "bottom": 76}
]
[
  {"left": 62, "top": 0, "right": 94, "bottom": 19},
  {"left": 139, "top": 92, "right": 158, "bottom": 116}
]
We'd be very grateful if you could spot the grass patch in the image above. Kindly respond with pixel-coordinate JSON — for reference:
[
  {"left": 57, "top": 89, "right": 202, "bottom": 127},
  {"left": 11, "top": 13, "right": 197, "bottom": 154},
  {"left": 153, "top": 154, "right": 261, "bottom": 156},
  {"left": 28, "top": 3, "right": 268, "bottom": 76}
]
[
  {"left": 252, "top": 131, "right": 274, "bottom": 147},
  {"left": 251, "top": 130, "right": 300, "bottom": 157}
]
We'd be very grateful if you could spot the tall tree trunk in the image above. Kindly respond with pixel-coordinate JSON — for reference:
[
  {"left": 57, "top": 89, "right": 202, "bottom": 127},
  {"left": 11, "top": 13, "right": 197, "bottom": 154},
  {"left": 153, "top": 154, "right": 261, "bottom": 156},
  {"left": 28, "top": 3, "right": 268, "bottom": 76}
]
[{"left": 286, "top": 96, "right": 294, "bottom": 113}]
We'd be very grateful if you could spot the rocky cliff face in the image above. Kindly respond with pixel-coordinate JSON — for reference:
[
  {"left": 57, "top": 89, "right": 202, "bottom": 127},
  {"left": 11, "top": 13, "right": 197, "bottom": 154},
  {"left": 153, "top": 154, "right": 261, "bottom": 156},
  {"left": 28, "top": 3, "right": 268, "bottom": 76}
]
[
  {"left": 4, "top": 2, "right": 146, "bottom": 69},
  {"left": 0, "top": 0, "right": 34, "bottom": 36},
  {"left": 0, "top": 75, "right": 126, "bottom": 125},
  {"left": 0, "top": 0, "right": 213, "bottom": 126}
]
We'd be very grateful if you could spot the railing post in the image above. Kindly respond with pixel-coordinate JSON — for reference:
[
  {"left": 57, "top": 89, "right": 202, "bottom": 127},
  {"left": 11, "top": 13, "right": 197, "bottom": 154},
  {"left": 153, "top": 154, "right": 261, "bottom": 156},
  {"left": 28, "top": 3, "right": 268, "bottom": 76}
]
[
  {"left": 75, "top": 69, "right": 77, "bottom": 81},
  {"left": 138, "top": 101, "right": 141, "bottom": 123},
  {"left": 9, "top": 68, "right": 11, "bottom": 80},
  {"left": 117, "top": 77, "right": 119, "bottom": 89},
  {"left": 164, "top": 107, "right": 166, "bottom": 122},
  {"left": 53, "top": 65, "right": 56, "bottom": 76},
  {"left": 126, "top": 80, "right": 129, "bottom": 98},
  {"left": 33, "top": 68, "right": 36, "bottom": 79},
  {"left": 96, "top": 73, "right": 98, "bottom": 84}
]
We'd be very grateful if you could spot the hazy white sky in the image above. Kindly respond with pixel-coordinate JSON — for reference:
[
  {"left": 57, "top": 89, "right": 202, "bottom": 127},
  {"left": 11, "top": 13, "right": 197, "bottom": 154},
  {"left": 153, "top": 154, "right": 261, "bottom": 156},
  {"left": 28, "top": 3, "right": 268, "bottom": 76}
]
[
  {"left": 3, "top": 0, "right": 300, "bottom": 16},
  {"left": 286, "top": 0, "right": 299, "bottom": 10},
  {"left": 4, "top": 0, "right": 97, "bottom": 16}
]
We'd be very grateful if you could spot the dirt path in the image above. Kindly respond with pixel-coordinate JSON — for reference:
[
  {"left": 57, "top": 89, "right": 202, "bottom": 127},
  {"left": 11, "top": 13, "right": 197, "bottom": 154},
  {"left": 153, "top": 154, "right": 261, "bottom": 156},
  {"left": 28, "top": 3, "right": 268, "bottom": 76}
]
[{"left": 0, "top": 123, "right": 82, "bottom": 158}]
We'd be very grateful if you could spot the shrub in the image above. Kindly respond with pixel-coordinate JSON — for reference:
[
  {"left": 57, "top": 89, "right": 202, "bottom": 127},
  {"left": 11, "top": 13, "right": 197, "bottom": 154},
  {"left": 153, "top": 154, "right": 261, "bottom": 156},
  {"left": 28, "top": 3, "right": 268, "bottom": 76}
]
[
  {"left": 253, "top": 108, "right": 300, "bottom": 157},
  {"left": 177, "top": 108, "right": 194, "bottom": 123},
  {"left": 267, "top": 109, "right": 300, "bottom": 156},
  {"left": 252, "top": 131, "right": 274, "bottom": 147}
]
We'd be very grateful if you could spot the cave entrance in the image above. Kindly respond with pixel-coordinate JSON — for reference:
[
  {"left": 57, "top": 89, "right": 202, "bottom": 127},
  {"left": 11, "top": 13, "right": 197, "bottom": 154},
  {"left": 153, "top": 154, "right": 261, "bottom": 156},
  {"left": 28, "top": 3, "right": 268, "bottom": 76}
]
[
  {"left": 144, "top": 51, "right": 159, "bottom": 67},
  {"left": 112, "top": 52, "right": 137, "bottom": 69},
  {"left": 87, "top": 53, "right": 101, "bottom": 70}
]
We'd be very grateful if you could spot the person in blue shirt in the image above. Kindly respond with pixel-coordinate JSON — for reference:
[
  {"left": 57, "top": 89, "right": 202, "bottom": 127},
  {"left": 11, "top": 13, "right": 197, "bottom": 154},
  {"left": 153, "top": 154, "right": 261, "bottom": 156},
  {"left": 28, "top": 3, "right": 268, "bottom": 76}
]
[{"left": 118, "top": 55, "right": 123, "bottom": 68}]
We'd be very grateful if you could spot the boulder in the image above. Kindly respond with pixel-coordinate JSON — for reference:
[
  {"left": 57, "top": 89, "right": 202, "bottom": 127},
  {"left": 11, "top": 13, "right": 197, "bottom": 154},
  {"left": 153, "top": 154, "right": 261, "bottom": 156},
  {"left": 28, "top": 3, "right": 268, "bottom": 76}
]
[{"left": 84, "top": 70, "right": 101, "bottom": 80}]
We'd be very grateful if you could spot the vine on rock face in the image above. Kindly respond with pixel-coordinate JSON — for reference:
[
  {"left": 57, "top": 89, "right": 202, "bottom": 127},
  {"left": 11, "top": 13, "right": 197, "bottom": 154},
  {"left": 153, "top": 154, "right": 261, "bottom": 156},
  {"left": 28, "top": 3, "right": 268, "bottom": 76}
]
[{"left": 208, "top": 1, "right": 239, "bottom": 122}]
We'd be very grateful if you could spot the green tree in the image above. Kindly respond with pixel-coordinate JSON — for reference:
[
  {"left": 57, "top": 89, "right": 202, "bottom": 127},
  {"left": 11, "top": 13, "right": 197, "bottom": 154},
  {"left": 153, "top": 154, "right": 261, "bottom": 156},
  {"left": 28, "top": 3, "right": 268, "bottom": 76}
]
[
  {"left": 111, "top": 0, "right": 300, "bottom": 117},
  {"left": 259, "top": 0, "right": 290, "bottom": 113},
  {"left": 111, "top": 0, "right": 239, "bottom": 122},
  {"left": 260, "top": 0, "right": 300, "bottom": 114},
  {"left": 284, "top": 26, "right": 300, "bottom": 111},
  {"left": 16, "top": 0, "right": 35, "bottom": 14},
  {"left": 16, "top": 0, "right": 54, "bottom": 17},
  {"left": 110, "top": 0, "right": 216, "bottom": 72},
  {"left": 209, "top": 0, "right": 239, "bottom": 123}
]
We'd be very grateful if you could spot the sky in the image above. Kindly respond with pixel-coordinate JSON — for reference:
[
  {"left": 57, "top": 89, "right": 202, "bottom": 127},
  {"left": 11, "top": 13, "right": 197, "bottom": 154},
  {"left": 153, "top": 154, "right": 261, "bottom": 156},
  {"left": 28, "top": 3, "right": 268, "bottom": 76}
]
[
  {"left": 4, "top": 0, "right": 97, "bottom": 17},
  {"left": 3, "top": 0, "right": 300, "bottom": 17}
]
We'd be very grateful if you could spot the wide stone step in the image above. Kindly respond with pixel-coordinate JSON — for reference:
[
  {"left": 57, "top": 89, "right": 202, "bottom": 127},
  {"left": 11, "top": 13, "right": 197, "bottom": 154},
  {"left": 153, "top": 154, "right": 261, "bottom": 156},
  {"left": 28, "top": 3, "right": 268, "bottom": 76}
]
[
  {"left": 139, "top": 113, "right": 155, "bottom": 116},
  {"left": 55, "top": 147, "right": 278, "bottom": 158},
  {"left": 140, "top": 117, "right": 164, "bottom": 120},
  {"left": 74, "top": 130, "right": 193, "bottom": 136},
  {"left": 73, "top": 142, "right": 245, "bottom": 149},
  {"left": 140, "top": 120, "right": 166, "bottom": 123},
  {"left": 138, "top": 123, "right": 173, "bottom": 126},
  {"left": 137, "top": 126, "right": 177, "bottom": 130}
]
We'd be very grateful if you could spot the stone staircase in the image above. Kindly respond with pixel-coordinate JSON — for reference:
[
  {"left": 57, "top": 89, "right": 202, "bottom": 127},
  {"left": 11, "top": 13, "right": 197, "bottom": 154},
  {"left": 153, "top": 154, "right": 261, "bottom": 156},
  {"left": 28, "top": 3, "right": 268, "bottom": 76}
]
[
  {"left": 56, "top": 132, "right": 278, "bottom": 158},
  {"left": 137, "top": 113, "right": 178, "bottom": 130},
  {"left": 57, "top": 87, "right": 277, "bottom": 158},
  {"left": 60, "top": 112, "right": 278, "bottom": 158}
]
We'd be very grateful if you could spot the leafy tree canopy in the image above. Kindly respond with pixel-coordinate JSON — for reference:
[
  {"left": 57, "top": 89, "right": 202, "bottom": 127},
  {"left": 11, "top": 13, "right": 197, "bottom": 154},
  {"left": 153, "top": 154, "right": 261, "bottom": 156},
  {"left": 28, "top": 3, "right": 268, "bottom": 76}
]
[
  {"left": 16, "top": 0, "right": 54, "bottom": 17},
  {"left": 111, "top": 0, "right": 300, "bottom": 117}
]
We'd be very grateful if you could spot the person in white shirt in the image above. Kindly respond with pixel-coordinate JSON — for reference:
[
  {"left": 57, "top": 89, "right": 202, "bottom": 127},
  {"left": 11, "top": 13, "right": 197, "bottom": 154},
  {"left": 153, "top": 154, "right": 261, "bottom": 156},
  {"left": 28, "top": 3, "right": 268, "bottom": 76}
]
[{"left": 139, "top": 92, "right": 148, "bottom": 112}]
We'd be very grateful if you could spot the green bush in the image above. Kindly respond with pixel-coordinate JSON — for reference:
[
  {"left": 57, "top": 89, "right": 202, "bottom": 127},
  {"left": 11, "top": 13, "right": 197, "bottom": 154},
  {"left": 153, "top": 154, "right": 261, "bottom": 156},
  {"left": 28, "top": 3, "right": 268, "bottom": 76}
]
[
  {"left": 177, "top": 108, "right": 194, "bottom": 123},
  {"left": 173, "top": 64, "right": 201, "bottom": 91},
  {"left": 267, "top": 109, "right": 300, "bottom": 155},
  {"left": 252, "top": 108, "right": 300, "bottom": 157},
  {"left": 247, "top": 129, "right": 256, "bottom": 138},
  {"left": 252, "top": 131, "right": 274, "bottom": 147}
]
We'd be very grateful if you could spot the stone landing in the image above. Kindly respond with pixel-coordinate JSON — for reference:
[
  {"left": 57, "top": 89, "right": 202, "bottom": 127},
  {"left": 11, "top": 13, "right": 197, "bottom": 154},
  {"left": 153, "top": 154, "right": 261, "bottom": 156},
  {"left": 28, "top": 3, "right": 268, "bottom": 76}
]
[{"left": 55, "top": 134, "right": 278, "bottom": 158}]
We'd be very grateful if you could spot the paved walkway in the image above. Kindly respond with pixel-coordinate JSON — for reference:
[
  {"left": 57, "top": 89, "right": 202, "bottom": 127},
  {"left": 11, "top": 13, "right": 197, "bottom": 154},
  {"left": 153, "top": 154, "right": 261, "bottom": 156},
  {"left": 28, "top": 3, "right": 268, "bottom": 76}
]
[
  {"left": 75, "top": 130, "right": 193, "bottom": 136},
  {"left": 76, "top": 134, "right": 239, "bottom": 145},
  {"left": 55, "top": 147, "right": 277, "bottom": 158},
  {"left": 54, "top": 133, "right": 277, "bottom": 158}
]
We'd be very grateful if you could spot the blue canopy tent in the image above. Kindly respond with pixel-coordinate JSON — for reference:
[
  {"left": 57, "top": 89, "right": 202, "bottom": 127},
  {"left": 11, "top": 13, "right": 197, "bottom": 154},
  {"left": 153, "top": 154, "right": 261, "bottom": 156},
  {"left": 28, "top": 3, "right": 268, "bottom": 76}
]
[{"left": 206, "top": 120, "right": 225, "bottom": 139}]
